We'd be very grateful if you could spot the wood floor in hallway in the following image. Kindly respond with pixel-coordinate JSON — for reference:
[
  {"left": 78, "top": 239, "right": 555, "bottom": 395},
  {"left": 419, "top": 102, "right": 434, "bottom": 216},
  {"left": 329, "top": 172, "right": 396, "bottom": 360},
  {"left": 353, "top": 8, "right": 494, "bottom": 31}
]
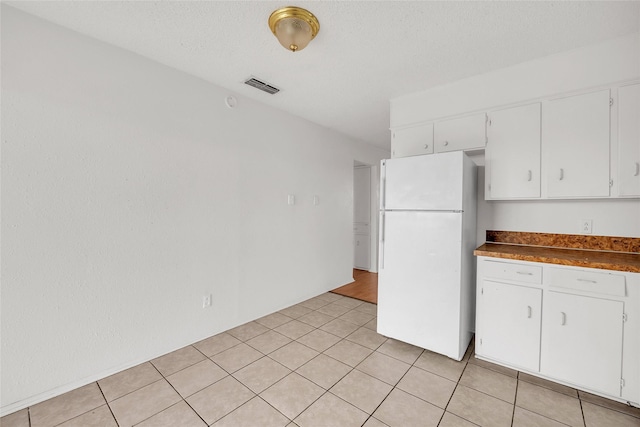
[{"left": 331, "top": 269, "right": 378, "bottom": 304}]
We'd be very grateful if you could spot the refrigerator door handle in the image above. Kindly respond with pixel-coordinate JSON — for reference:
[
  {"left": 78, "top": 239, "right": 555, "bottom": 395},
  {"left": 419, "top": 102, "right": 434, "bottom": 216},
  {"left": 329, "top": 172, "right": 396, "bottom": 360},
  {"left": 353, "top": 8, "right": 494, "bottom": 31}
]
[
  {"left": 380, "top": 212, "right": 386, "bottom": 269},
  {"left": 382, "top": 177, "right": 387, "bottom": 210}
]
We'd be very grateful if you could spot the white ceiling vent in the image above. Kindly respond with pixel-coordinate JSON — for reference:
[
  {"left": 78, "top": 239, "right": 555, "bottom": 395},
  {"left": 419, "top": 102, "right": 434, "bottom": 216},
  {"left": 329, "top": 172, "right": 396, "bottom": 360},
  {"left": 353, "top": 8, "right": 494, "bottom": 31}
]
[{"left": 244, "top": 77, "right": 280, "bottom": 94}]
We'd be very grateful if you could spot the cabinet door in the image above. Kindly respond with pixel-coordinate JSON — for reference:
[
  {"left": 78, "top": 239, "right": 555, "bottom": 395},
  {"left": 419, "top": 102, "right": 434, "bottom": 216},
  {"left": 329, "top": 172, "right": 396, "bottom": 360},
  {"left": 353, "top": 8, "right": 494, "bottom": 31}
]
[
  {"left": 354, "top": 234, "right": 370, "bottom": 270},
  {"left": 486, "top": 103, "right": 541, "bottom": 199},
  {"left": 391, "top": 123, "right": 434, "bottom": 158},
  {"left": 618, "top": 84, "right": 640, "bottom": 197},
  {"left": 478, "top": 280, "right": 542, "bottom": 371},
  {"left": 434, "top": 113, "right": 486, "bottom": 153},
  {"left": 541, "top": 291, "right": 623, "bottom": 396},
  {"left": 543, "top": 90, "right": 611, "bottom": 198}
]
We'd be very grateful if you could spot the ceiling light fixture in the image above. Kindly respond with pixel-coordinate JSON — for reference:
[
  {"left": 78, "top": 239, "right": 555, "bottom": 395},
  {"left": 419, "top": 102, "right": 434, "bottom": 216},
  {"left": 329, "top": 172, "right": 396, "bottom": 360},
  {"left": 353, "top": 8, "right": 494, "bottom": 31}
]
[{"left": 268, "top": 6, "right": 320, "bottom": 52}]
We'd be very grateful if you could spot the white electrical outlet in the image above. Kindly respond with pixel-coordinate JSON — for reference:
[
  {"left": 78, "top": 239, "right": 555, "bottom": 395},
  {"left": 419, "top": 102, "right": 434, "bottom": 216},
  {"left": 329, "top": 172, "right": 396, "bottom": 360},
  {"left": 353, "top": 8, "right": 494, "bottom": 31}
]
[
  {"left": 580, "top": 219, "right": 593, "bottom": 234},
  {"left": 202, "top": 294, "right": 212, "bottom": 308}
]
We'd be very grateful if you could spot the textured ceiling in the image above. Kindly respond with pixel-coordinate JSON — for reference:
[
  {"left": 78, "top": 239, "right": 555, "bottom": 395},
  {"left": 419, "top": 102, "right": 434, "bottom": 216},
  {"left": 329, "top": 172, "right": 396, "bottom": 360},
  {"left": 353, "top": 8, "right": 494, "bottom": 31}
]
[{"left": 6, "top": 1, "right": 640, "bottom": 150}]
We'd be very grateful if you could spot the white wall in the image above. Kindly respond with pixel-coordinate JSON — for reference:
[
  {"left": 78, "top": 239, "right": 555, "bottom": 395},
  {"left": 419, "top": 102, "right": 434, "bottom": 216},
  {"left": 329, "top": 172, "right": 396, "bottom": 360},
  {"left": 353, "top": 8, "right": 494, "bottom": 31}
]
[
  {"left": 0, "top": 6, "right": 389, "bottom": 413},
  {"left": 392, "top": 33, "right": 640, "bottom": 241},
  {"left": 476, "top": 167, "right": 640, "bottom": 242},
  {"left": 391, "top": 32, "right": 640, "bottom": 127}
]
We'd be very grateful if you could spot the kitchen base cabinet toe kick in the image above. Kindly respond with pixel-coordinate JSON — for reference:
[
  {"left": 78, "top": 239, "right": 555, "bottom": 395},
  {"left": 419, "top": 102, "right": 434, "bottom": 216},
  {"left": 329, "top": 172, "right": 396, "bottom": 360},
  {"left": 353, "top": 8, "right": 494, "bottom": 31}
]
[{"left": 475, "top": 257, "right": 640, "bottom": 408}]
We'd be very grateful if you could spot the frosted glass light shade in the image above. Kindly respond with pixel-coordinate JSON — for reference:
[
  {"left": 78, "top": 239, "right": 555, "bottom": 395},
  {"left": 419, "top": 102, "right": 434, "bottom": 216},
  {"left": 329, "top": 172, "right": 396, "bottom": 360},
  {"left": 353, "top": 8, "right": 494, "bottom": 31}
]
[{"left": 269, "top": 7, "right": 320, "bottom": 52}]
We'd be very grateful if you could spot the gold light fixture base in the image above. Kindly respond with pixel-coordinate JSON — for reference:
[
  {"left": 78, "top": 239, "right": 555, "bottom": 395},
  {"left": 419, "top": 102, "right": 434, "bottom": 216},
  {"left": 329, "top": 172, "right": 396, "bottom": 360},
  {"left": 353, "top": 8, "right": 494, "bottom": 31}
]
[{"left": 269, "top": 6, "right": 320, "bottom": 52}]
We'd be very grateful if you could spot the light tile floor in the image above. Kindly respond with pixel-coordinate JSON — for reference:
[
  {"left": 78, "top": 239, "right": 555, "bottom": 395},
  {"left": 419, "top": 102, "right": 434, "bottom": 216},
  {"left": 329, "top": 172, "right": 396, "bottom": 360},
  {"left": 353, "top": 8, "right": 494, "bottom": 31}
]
[{"left": 3, "top": 292, "right": 640, "bottom": 427}]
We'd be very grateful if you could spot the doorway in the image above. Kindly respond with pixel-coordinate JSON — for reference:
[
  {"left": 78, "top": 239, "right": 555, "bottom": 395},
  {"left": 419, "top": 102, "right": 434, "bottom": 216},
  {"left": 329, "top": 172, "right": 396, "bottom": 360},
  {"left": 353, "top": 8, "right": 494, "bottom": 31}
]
[
  {"left": 331, "top": 161, "right": 379, "bottom": 304},
  {"left": 353, "top": 163, "right": 372, "bottom": 270},
  {"left": 331, "top": 269, "right": 378, "bottom": 304}
]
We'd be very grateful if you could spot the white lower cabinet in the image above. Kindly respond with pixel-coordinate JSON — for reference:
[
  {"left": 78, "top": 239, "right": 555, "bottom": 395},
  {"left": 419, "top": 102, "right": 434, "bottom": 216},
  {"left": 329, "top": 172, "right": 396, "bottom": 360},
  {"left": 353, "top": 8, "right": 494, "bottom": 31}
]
[
  {"left": 541, "top": 291, "right": 623, "bottom": 397},
  {"left": 480, "top": 280, "right": 541, "bottom": 371},
  {"left": 476, "top": 257, "right": 640, "bottom": 406}
]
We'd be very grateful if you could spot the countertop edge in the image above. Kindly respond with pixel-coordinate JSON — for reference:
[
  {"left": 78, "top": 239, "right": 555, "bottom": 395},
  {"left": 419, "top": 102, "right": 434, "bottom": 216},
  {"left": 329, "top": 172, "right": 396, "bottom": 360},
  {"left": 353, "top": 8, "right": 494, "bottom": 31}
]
[{"left": 474, "top": 245, "right": 640, "bottom": 274}]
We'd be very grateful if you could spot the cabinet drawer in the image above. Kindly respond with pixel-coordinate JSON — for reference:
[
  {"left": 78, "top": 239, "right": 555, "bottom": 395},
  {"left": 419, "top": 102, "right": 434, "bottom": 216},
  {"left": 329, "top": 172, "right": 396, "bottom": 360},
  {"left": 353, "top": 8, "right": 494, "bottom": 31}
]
[
  {"left": 548, "top": 268, "right": 626, "bottom": 297},
  {"left": 483, "top": 260, "right": 542, "bottom": 284}
]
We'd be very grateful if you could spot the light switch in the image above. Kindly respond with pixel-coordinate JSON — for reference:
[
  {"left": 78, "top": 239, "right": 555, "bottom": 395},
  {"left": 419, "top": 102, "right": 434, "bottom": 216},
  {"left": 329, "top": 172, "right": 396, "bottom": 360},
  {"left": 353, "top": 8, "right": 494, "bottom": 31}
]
[
  {"left": 287, "top": 194, "right": 295, "bottom": 205},
  {"left": 313, "top": 195, "right": 319, "bottom": 205}
]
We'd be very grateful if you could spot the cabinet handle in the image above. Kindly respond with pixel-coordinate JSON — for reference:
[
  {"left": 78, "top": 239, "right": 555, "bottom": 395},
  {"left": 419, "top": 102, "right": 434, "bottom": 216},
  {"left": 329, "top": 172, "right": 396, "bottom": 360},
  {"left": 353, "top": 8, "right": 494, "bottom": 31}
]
[
  {"left": 424, "top": 144, "right": 429, "bottom": 149},
  {"left": 527, "top": 306, "right": 532, "bottom": 318},
  {"left": 527, "top": 170, "right": 532, "bottom": 182},
  {"left": 559, "top": 168, "right": 564, "bottom": 181},
  {"left": 561, "top": 312, "right": 567, "bottom": 326},
  {"left": 577, "top": 278, "right": 597, "bottom": 284},
  {"left": 516, "top": 271, "right": 533, "bottom": 276},
  {"left": 634, "top": 162, "right": 640, "bottom": 176},
  {"left": 444, "top": 141, "right": 449, "bottom": 146}
]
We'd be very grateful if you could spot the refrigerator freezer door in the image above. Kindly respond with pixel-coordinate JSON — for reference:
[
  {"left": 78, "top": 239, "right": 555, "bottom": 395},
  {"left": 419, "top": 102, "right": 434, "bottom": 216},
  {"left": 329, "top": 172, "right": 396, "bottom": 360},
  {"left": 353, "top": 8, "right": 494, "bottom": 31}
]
[
  {"left": 378, "top": 211, "right": 464, "bottom": 359},
  {"left": 383, "top": 151, "right": 464, "bottom": 211}
]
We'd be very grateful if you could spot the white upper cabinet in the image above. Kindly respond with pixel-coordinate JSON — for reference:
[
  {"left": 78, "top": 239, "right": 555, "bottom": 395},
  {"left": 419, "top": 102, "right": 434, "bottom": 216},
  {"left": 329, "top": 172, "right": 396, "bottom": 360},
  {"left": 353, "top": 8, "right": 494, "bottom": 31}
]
[
  {"left": 391, "top": 123, "right": 434, "bottom": 158},
  {"left": 434, "top": 113, "right": 487, "bottom": 153},
  {"left": 543, "top": 90, "right": 611, "bottom": 198},
  {"left": 618, "top": 84, "right": 640, "bottom": 197},
  {"left": 486, "top": 103, "right": 541, "bottom": 199}
]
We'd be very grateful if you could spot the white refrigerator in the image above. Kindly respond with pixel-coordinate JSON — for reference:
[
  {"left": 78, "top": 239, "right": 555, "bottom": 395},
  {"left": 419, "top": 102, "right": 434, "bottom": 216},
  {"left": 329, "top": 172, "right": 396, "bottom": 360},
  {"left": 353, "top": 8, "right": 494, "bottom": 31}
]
[{"left": 377, "top": 151, "right": 477, "bottom": 361}]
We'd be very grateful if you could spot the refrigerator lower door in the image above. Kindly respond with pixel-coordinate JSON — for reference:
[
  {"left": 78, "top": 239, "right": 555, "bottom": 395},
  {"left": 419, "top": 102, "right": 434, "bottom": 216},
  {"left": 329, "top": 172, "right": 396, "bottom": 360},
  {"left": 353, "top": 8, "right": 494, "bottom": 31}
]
[{"left": 378, "top": 210, "right": 464, "bottom": 359}]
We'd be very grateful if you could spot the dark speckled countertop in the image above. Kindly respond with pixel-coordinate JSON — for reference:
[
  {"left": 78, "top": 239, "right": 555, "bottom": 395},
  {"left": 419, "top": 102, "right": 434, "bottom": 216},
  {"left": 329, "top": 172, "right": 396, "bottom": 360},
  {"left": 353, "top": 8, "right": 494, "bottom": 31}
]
[{"left": 474, "top": 231, "right": 640, "bottom": 273}]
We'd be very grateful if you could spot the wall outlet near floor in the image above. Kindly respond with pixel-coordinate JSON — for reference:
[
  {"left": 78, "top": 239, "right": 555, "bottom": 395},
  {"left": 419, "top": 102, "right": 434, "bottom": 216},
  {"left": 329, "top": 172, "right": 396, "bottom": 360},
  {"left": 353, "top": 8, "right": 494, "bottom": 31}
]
[
  {"left": 202, "top": 294, "right": 212, "bottom": 308},
  {"left": 580, "top": 219, "right": 593, "bottom": 234}
]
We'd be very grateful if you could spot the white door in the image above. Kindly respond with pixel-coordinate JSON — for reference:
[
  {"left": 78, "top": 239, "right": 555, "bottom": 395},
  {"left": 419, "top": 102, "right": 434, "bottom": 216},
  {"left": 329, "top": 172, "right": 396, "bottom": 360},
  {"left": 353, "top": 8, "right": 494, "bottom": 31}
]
[
  {"left": 486, "top": 103, "right": 541, "bottom": 199},
  {"left": 378, "top": 211, "right": 463, "bottom": 359},
  {"left": 383, "top": 152, "right": 464, "bottom": 211},
  {"left": 478, "top": 280, "right": 542, "bottom": 371},
  {"left": 541, "top": 291, "right": 623, "bottom": 396},
  {"left": 354, "top": 167, "right": 371, "bottom": 223},
  {"left": 618, "top": 84, "right": 640, "bottom": 196},
  {"left": 543, "top": 90, "right": 611, "bottom": 198},
  {"left": 354, "top": 166, "right": 371, "bottom": 269}
]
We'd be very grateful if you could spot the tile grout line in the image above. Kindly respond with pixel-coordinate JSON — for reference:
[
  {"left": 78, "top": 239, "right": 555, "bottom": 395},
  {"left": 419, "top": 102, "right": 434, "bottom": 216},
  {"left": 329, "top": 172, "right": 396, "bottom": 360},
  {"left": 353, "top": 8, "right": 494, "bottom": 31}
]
[
  {"left": 271, "top": 301, "right": 379, "bottom": 425},
  {"left": 511, "top": 372, "right": 519, "bottom": 427},
  {"left": 226, "top": 302, "right": 363, "bottom": 425},
  {"left": 44, "top": 383, "right": 112, "bottom": 427},
  {"left": 578, "top": 393, "right": 587, "bottom": 427},
  {"left": 145, "top": 360, "right": 207, "bottom": 427},
  {"left": 437, "top": 352, "right": 470, "bottom": 426},
  {"left": 15, "top": 290, "right": 640, "bottom": 426},
  {"left": 95, "top": 381, "right": 120, "bottom": 427}
]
